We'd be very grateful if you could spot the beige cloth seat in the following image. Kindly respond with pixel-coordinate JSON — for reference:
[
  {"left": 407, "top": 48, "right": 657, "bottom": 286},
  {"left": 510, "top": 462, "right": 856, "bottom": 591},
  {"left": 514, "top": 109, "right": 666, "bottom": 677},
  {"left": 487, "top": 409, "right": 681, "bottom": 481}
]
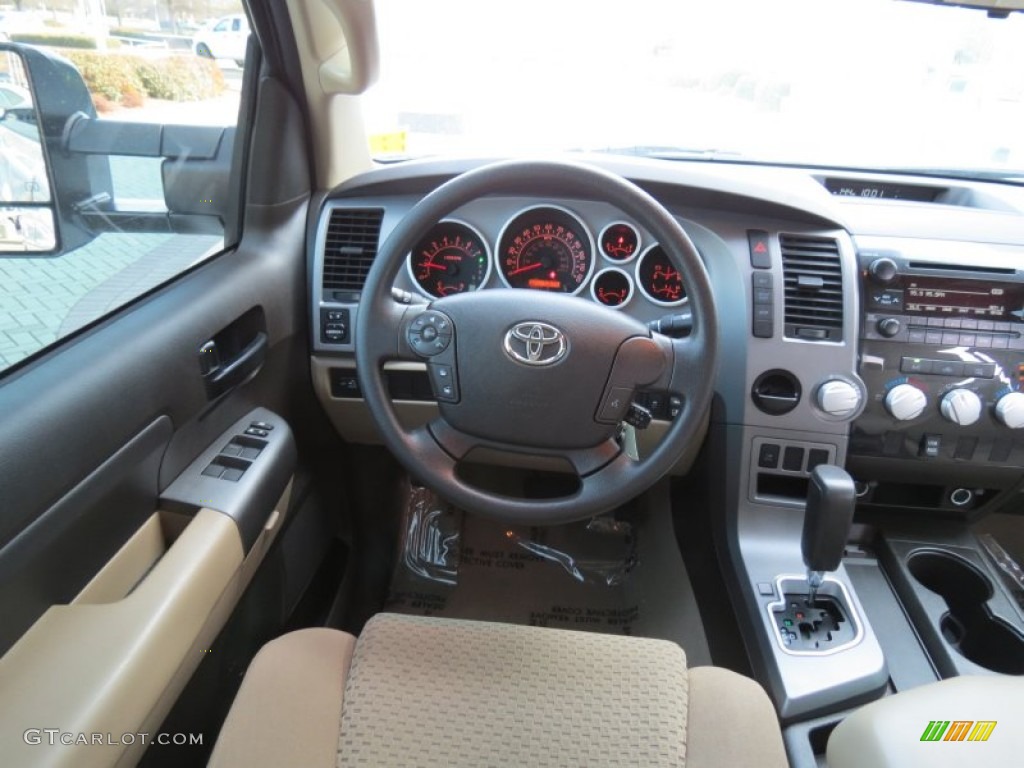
[{"left": 210, "top": 613, "right": 788, "bottom": 767}]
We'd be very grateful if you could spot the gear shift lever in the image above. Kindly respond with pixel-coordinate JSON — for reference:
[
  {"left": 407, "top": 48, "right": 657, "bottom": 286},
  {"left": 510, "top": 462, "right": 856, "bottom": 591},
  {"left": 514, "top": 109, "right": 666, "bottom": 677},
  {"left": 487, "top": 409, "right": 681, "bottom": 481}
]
[{"left": 802, "top": 465, "right": 856, "bottom": 603}]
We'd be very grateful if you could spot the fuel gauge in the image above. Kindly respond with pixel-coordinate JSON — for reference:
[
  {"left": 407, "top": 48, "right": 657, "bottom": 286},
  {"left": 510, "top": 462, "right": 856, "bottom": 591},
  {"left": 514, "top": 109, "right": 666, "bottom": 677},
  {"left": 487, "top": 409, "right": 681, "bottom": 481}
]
[
  {"left": 408, "top": 220, "right": 491, "bottom": 298},
  {"left": 591, "top": 268, "right": 633, "bottom": 309}
]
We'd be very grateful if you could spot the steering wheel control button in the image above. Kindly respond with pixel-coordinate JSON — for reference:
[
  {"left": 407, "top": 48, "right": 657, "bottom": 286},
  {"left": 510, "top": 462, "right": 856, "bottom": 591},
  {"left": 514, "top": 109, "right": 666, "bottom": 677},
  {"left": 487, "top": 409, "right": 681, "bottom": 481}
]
[
  {"left": 407, "top": 311, "right": 454, "bottom": 357},
  {"left": 624, "top": 402, "right": 652, "bottom": 430},
  {"left": 503, "top": 322, "right": 568, "bottom": 366},
  {"left": 599, "top": 387, "right": 633, "bottom": 423},
  {"left": 429, "top": 364, "right": 459, "bottom": 403}
]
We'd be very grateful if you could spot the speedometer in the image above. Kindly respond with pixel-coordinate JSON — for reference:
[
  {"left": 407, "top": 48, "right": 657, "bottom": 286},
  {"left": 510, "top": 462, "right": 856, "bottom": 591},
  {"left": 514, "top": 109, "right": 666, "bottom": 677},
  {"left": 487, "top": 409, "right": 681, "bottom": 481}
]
[
  {"left": 407, "top": 220, "right": 491, "bottom": 298},
  {"left": 496, "top": 206, "right": 593, "bottom": 294}
]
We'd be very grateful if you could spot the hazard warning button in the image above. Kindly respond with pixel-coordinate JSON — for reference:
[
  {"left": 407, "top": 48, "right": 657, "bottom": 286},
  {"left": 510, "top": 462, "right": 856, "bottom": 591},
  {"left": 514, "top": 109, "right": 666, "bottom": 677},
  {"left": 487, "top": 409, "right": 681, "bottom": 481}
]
[{"left": 747, "top": 230, "right": 771, "bottom": 269}]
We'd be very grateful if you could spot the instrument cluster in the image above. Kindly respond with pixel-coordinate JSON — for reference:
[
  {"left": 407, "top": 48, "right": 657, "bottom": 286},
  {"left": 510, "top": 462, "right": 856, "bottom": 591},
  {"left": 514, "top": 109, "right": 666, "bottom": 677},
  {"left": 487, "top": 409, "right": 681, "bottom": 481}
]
[{"left": 405, "top": 204, "right": 687, "bottom": 310}]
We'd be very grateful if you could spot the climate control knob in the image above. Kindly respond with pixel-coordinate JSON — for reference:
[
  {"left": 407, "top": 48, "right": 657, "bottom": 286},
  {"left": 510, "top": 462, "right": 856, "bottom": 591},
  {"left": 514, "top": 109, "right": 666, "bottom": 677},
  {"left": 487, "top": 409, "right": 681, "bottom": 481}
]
[
  {"left": 817, "top": 379, "right": 862, "bottom": 418},
  {"left": 940, "top": 388, "right": 982, "bottom": 426},
  {"left": 885, "top": 384, "right": 927, "bottom": 421},
  {"left": 994, "top": 391, "right": 1024, "bottom": 429}
]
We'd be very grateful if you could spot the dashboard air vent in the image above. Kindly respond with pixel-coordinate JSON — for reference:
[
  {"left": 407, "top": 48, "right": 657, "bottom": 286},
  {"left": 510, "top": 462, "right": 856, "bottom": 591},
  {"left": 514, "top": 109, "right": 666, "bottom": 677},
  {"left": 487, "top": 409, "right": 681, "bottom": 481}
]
[
  {"left": 780, "top": 234, "right": 843, "bottom": 341},
  {"left": 322, "top": 207, "right": 384, "bottom": 298}
]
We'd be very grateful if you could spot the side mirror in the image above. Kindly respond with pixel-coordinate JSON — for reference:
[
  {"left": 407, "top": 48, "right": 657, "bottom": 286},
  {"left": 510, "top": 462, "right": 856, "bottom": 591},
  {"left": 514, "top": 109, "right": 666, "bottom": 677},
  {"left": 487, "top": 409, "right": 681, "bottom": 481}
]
[{"left": 0, "top": 47, "right": 59, "bottom": 254}]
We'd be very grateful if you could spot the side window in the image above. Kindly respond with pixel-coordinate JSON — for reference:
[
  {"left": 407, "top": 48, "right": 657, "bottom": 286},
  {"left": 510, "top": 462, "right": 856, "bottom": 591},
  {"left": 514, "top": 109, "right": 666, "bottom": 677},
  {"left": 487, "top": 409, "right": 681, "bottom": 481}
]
[{"left": 0, "top": 4, "right": 250, "bottom": 374}]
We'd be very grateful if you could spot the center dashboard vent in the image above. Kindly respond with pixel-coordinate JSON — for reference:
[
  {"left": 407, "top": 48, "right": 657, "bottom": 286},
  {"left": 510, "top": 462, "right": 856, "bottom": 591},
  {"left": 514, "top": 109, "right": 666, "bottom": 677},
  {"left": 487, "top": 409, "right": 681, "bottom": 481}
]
[
  {"left": 780, "top": 234, "right": 843, "bottom": 342},
  {"left": 322, "top": 207, "right": 384, "bottom": 299}
]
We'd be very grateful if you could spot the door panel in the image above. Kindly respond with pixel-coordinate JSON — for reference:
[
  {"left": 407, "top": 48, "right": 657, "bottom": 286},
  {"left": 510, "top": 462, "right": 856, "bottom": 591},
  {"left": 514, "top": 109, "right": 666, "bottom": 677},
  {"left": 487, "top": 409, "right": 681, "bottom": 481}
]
[{"left": 0, "top": 58, "right": 313, "bottom": 764}]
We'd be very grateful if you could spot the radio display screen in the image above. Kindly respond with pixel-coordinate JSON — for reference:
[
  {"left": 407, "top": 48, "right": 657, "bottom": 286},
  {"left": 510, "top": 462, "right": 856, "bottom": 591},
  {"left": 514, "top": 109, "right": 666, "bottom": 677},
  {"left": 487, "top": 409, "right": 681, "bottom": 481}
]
[{"left": 904, "top": 278, "right": 1024, "bottom": 321}]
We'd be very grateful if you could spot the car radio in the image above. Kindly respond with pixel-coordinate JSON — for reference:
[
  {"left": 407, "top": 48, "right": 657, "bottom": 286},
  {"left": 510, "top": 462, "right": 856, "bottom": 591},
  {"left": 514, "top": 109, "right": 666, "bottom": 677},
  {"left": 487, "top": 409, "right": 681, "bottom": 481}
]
[{"left": 850, "top": 251, "right": 1024, "bottom": 474}]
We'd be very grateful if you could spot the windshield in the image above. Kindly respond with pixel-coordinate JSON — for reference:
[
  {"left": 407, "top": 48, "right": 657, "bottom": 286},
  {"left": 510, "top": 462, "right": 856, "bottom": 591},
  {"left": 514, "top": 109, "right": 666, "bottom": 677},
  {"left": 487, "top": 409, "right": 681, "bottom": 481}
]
[{"left": 364, "top": 0, "right": 1024, "bottom": 179}]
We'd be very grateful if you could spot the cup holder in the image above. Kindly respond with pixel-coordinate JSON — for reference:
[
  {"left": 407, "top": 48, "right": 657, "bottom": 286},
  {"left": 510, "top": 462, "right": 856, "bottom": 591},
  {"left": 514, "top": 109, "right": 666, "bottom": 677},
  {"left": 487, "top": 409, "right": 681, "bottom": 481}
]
[{"left": 907, "top": 550, "right": 1024, "bottom": 675}]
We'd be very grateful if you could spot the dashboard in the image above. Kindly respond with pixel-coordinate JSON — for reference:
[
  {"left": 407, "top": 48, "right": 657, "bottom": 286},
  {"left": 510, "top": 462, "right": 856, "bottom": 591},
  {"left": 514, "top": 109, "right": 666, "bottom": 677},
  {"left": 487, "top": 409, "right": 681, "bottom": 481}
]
[{"left": 308, "top": 154, "right": 1024, "bottom": 519}]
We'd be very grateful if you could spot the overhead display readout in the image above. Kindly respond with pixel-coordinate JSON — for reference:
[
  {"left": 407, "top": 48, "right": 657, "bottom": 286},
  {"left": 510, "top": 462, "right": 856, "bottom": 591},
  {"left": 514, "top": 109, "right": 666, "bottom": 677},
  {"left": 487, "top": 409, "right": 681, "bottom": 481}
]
[
  {"left": 824, "top": 178, "right": 941, "bottom": 203},
  {"left": 905, "top": 278, "right": 1024, "bottom": 321}
]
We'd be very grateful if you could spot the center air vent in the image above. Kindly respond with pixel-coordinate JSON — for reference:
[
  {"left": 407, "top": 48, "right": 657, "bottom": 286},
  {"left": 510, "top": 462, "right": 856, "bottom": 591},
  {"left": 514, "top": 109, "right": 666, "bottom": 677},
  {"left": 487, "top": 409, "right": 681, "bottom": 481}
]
[
  {"left": 780, "top": 234, "right": 843, "bottom": 342},
  {"left": 322, "top": 207, "right": 384, "bottom": 299}
]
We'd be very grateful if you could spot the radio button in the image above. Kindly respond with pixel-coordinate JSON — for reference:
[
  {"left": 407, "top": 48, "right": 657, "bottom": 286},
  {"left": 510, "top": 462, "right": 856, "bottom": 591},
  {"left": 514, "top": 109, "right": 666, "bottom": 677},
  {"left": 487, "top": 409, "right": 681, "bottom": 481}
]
[
  {"left": 961, "top": 319, "right": 978, "bottom": 330},
  {"left": 908, "top": 328, "right": 926, "bottom": 343},
  {"left": 940, "top": 388, "right": 983, "bottom": 426},
  {"left": 877, "top": 317, "right": 902, "bottom": 338},
  {"left": 942, "top": 317, "right": 962, "bottom": 329},
  {"left": 941, "top": 332, "right": 959, "bottom": 345},
  {"left": 925, "top": 330, "right": 943, "bottom": 344},
  {"left": 927, "top": 317, "right": 945, "bottom": 328},
  {"left": 978, "top": 320, "right": 995, "bottom": 332},
  {"left": 992, "top": 336, "right": 1009, "bottom": 351},
  {"left": 958, "top": 333, "right": 977, "bottom": 346}
]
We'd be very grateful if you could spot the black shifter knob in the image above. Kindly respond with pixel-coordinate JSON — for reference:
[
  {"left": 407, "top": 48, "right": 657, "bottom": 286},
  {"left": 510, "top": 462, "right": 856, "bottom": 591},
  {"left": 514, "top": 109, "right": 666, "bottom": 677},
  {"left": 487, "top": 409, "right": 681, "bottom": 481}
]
[{"left": 802, "top": 465, "right": 857, "bottom": 574}]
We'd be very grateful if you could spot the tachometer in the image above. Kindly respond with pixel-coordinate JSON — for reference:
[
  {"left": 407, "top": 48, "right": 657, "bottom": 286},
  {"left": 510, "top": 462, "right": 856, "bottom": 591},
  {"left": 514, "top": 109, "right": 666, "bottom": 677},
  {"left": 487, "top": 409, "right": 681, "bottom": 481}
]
[
  {"left": 497, "top": 206, "right": 593, "bottom": 294},
  {"left": 637, "top": 244, "right": 687, "bottom": 306},
  {"left": 407, "top": 220, "right": 491, "bottom": 298}
]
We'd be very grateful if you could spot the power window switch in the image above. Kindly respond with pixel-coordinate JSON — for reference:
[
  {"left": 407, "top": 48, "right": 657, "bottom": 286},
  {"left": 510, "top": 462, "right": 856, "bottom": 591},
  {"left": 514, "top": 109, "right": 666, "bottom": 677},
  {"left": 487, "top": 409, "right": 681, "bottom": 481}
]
[
  {"left": 201, "top": 464, "right": 224, "bottom": 479},
  {"left": 244, "top": 427, "right": 269, "bottom": 438},
  {"left": 250, "top": 421, "right": 274, "bottom": 431},
  {"left": 221, "top": 467, "right": 245, "bottom": 482}
]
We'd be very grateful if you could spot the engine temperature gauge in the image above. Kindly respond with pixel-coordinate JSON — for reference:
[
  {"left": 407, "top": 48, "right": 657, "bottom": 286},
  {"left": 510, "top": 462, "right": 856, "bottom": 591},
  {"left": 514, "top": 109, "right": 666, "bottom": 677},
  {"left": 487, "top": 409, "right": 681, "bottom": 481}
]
[
  {"left": 637, "top": 244, "right": 687, "bottom": 306},
  {"left": 599, "top": 222, "right": 640, "bottom": 262},
  {"left": 407, "top": 220, "right": 491, "bottom": 298}
]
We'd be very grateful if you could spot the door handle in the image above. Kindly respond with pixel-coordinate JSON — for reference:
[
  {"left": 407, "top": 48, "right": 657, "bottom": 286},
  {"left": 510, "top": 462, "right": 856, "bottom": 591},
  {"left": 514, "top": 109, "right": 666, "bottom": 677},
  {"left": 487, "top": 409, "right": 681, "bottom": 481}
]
[{"left": 201, "top": 331, "right": 267, "bottom": 400}]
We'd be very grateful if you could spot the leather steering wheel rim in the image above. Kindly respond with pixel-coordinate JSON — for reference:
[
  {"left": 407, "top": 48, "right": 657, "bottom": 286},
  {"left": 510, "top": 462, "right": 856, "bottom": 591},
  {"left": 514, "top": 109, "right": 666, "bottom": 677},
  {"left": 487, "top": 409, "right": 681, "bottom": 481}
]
[{"left": 355, "top": 159, "right": 718, "bottom": 524}]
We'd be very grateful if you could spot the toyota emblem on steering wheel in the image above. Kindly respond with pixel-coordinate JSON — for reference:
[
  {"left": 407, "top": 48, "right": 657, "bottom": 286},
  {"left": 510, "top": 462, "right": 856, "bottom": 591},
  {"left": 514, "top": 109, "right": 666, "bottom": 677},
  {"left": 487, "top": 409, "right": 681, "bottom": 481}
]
[{"left": 503, "top": 322, "right": 568, "bottom": 366}]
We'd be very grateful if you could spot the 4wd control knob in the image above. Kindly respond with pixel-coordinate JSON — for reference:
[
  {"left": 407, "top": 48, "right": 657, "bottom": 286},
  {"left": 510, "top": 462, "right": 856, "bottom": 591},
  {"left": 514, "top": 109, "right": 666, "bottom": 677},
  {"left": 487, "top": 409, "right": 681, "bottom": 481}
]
[
  {"left": 816, "top": 379, "right": 862, "bottom": 418},
  {"left": 940, "top": 388, "right": 982, "bottom": 426},
  {"left": 994, "top": 391, "right": 1024, "bottom": 429},
  {"left": 885, "top": 383, "right": 927, "bottom": 421}
]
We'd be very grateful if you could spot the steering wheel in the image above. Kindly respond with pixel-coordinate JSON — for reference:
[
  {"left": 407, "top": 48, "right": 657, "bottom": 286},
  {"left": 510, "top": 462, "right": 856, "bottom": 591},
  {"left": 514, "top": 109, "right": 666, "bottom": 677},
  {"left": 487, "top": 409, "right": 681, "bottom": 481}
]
[{"left": 355, "top": 160, "right": 717, "bottom": 525}]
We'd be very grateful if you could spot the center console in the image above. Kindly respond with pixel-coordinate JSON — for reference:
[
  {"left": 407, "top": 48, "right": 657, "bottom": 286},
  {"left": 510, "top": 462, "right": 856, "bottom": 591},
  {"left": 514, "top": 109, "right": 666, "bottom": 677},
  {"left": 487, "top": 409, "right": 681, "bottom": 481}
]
[{"left": 849, "top": 237, "right": 1024, "bottom": 516}]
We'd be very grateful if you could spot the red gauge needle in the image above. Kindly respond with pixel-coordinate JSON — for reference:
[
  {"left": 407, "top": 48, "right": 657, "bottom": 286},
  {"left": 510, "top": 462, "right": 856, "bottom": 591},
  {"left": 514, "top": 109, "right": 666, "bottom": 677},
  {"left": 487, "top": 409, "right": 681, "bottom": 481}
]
[
  {"left": 419, "top": 262, "right": 446, "bottom": 271},
  {"left": 508, "top": 262, "right": 543, "bottom": 276}
]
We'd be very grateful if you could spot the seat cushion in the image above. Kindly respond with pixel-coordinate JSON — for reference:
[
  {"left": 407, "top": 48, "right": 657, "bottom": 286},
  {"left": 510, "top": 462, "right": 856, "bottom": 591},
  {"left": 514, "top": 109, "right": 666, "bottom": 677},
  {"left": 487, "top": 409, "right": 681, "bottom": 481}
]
[
  {"left": 337, "top": 613, "right": 787, "bottom": 767},
  {"left": 338, "top": 613, "right": 691, "bottom": 766},
  {"left": 208, "top": 627, "right": 356, "bottom": 768},
  {"left": 210, "top": 613, "right": 787, "bottom": 767}
]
